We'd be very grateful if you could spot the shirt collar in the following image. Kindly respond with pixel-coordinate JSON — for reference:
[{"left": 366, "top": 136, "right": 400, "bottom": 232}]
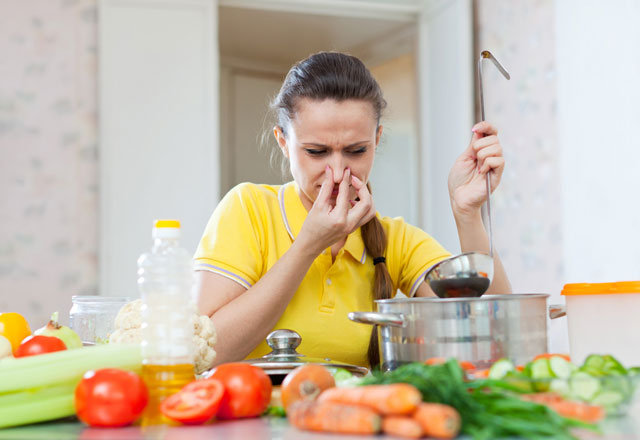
[{"left": 278, "top": 181, "right": 367, "bottom": 265}]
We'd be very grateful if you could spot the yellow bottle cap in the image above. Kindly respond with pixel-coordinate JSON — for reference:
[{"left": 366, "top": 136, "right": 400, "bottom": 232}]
[{"left": 154, "top": 220, "right": 181, "bottom": 229}]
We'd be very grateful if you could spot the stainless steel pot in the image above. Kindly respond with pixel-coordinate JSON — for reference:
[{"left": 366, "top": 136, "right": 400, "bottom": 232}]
[{"left": 349, "top": 294, "right": 549, "bottom": 371}]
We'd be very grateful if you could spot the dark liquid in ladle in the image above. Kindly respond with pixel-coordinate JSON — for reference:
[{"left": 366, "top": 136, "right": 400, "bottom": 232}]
[{"left": 429, "top": 277, "right": 491, "bottom": 298}]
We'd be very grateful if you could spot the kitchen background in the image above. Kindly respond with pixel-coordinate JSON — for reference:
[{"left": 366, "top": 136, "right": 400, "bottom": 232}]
[{"left": 1, "top": 0, "right": 639, "bottom": 352}]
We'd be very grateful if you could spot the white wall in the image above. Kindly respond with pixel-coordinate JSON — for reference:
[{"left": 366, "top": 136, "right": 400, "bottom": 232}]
[
  {"left": 418, "top": 0, "right": 473, "bottom": 252},
  {"left": 99, "top": 0, "right": 219, "bottom": 298},
  {"left": 370, "top": 54, "right": 419, "bottom": 225},
  {"left": 556, "top": 0, "right": 640, "bottom": 283}
]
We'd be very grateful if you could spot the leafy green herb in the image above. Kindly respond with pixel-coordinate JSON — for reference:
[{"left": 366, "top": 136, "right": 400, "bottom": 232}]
[
  {"left": 263, "top": 405, "right": 286, "bottom": 418},
  {"left": 362, "top": 360, "right": 599, "bottom": 440}
]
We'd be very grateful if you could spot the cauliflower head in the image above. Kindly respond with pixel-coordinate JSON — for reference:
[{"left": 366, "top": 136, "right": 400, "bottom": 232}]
[{"left": 109, "top": 299, "right": 217, "bottom": 374}]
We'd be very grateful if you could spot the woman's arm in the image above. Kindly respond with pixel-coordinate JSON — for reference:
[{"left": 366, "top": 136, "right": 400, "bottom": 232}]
[
  {"left": 449, "top": 121, "right": 511, "bottom": 294},
  {"left": 415, "top": 121, "right": 512, "bottom": 298},
  {"left": 197, "top": 167, "right": 376, "bottom": 364},
  {"left": 196, "top": 236, "right": 320, "bottom": 365}
]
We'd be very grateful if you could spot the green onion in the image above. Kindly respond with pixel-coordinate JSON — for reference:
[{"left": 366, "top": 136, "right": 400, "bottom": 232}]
[{"left": 362, "top": 360, "right": 599, "bottom": 440}]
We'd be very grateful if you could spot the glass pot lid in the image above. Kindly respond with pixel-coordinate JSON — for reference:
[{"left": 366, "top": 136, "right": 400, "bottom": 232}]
[{"left": 241, "top": 329, "right": 369, "bottom": 378}]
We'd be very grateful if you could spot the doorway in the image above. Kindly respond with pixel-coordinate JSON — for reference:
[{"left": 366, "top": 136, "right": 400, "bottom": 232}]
[{"left": 218, "top": 5, "right": 420, "bottom": 224}]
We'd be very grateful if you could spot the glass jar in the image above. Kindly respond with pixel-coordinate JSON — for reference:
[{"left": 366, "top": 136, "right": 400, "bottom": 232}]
[{"left": 69, "top": 296, "right": 131, "bottom": 344}]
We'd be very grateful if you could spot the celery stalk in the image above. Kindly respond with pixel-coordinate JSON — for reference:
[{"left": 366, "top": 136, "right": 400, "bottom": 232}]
[
  {"left": 0, "top": 344, "right": 142, "bottom": 393},
  {"left": 0, "top": 380, "right": 77, "bottom": 407},
  {"left": 0, "top": 393, "right": 75, "bottom": 429}
]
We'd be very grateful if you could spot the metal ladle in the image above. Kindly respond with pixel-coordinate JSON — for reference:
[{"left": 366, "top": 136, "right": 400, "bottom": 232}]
[{"left": 425, "top": 50, "right": 510, "bottom": 298}]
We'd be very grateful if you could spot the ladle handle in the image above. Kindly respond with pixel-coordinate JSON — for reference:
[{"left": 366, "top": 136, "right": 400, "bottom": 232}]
[
  {"left": 485, "top": 172, "right": 494, "bottom": 258},
  {"left": 478, "top": 50, "right": 509, "bottom": 258}
]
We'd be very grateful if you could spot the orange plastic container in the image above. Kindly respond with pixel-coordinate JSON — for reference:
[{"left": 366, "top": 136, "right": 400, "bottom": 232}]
[{"left": 562, "top": 281, "right": 640, "bottom": 366}]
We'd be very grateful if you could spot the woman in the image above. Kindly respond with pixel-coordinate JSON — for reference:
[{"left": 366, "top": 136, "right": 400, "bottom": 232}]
[{"left": 194, "top": 52, "right": 511, "bottom": 368}]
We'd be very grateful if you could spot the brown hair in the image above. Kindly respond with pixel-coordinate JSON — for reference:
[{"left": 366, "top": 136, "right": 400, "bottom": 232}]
[{"left": 271, "top": 52, "right": 394, "bottom": 368}]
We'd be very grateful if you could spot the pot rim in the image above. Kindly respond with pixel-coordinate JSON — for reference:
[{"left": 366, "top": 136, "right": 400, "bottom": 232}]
[{"left": 376, "top": 293, "right": 549, "bottom": 304}]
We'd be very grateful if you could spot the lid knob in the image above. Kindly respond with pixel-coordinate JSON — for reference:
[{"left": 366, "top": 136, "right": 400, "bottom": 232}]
[{"left": 266, "top": 329, "right": 301, "bottom": 353}]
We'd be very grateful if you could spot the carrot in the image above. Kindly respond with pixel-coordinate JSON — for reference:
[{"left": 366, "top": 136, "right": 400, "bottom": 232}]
[
  {"left": 425, "top": 357, "right": 448, "bottom": 366},
  {"left": 521, "top": 392, "right": 564, "bottom": 404},
  {"left": 458, "top": 361, "right": 476, "bottom": 371},
  {"left": 533, "top": 353, "right": 571, "bottom": 362},
  {"left": 318, "top": 384, "right": 421, "bottom": 416},
  {"left": 425, "top": 357, "right": 476, "bottom": 371},
  {"left": 521, "top": 393, "right": 604, "bottom": 423},
  {"left": 287, "top": 400, "right": 381, "bottom": 434},
  {"left": 550, "top": 400, "right": 605, "bottom": 423},
  {"left": 413, "top": 402, "right": 461, "bottom": 439},
  {"left": 471, "top": 368, "right": 490, "bottom": 379},
  {"left": 382, "top": 416, "right": 423, "bottom": 438}
]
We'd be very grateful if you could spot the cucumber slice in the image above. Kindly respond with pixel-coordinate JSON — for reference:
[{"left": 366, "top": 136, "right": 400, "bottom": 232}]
[
  {"left": 549, "top": 356, "right": 576, "bottom": 379},
  {"left": 580, "top": 365, "right": 605, "bottom": 377},
  {"left": 531, "top": 359, "right": 553, "bottom": 392},
  {"left": 523, "top": 361, "right": 534, "bottom": 378},
  {"left": 331, "top": 368, "right": 352, "bottom": 382},
  {"left": 591, "top": 390, "right": 625, "bottom": 407},
  {"left": 489, "top": 359, "right": 515, "bottom": 380},
  {"left": 601, "top": 374, "right": 632, "bottom": 400},
  {"left": 504, "top": 371, "right": 535, "bottom": 393},
  {"left": 570, "top": 371, "right": 601, "bottom": 401},
  {"left": 602, "top": 355, "right": 627, "bottom": 375},
  {"left": 531, "top": 358, "right": 553, "bottom": 379},
  {"left": 583, "top": 354, "right": 605, "bottom": 372},
  {"left": 549, "top": 378, "right": 571, "bottom": 396}
]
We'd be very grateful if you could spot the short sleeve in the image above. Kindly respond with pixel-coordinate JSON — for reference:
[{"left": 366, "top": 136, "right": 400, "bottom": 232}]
[
  {"left": 194, "top": 183, "right": 266, "bottom": 289},
  {"left": 384, "top": 217, "right": 451, "bottom": 297}
]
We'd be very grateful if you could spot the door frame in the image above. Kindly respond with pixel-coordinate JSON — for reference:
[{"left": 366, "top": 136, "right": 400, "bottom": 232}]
[{"left": 218, "top": 0, "right": 473, "bottom": 246}]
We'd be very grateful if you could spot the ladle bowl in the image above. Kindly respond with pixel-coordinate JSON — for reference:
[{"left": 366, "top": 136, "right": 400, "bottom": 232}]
[{"left": 425, "top": 252, "right": 494, "bottom": 298}]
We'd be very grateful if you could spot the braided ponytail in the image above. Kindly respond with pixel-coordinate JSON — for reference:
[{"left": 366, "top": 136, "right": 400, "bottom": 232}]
[
  {"left": 361, "top": 184, "right": 393, "bottom": 368},
  {"left": 270, "top": 52, "right": 390, "bottom": 368}
]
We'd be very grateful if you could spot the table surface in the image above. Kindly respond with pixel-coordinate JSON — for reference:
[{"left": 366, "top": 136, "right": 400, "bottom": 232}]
[{"left": 0, "top": 406, "right": 639, "bottom": 440}]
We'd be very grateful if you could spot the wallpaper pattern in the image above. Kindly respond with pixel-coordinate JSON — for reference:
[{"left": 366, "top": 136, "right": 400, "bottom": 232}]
[
  {"left": 475, "top": 0, "right": 567, "bottom": 350},
  {"left": 1, "top": 0, "right": 566, "bottom": 348},
  {"left": 0, "top": 0, "right": 98, "bottom": 326}
]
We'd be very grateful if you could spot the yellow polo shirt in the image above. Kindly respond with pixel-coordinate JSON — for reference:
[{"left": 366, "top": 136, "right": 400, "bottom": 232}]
[{"left": 194, "top": 182, "right": 450, "bottom": 367}]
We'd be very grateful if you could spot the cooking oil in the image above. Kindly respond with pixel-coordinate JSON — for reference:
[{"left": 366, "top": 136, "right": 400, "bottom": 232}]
[
  {"left": 140, "top": 363, "right": 195, "bottom": 426},
  {"left": 138, "top": 220, "right": 196, "bottom": 426}
]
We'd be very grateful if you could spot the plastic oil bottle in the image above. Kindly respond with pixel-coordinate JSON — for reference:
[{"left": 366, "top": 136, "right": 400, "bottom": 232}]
[{"left": 138, "top": 220, "right": 195, "bottom": 425}]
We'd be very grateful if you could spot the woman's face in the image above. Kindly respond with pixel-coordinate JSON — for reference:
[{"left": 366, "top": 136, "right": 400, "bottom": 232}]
[{"left": 275, "top": 98, "right": 381, "bottom": 211}]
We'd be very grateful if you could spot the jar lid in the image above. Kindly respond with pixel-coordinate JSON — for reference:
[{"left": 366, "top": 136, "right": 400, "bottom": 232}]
[
  {"left": 562, "top": 281, "right": 640, "bottom": 296},
  {"left": 71, "top": 295, "right": 131, "bottom": 303},
  {"left": 207, "top": 329, "right": 368, "bottom": 383}
]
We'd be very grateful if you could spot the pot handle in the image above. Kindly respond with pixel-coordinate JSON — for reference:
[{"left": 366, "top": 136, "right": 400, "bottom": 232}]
[
  {"left": 348, "top": 312, "right": 407, "bottom": 328},
  {"left": 549, "top": 304, "right": 566, "bottom": 319}
]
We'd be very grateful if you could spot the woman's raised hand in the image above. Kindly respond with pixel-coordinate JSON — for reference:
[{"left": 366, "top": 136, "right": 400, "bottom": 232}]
[
  {"left": 297, "top": 167, "right": 376, "bottom": 254},
  {"left": 448, "top": 121, "right": 505, "bottom": 219}
]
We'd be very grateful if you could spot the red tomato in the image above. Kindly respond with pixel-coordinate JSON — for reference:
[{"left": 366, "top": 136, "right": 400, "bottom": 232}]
[
  {"left": 210, "top": 363, "right": 272, "bottom": 419},
  {"left": 160, "top": 378, "right": 224, "bottom": 424},
  {"left": 14, "top": 335, "right": 66, "bottom": 357},
  {"left": 75, "top": 368, "right": 148, "bottom": 427}
]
